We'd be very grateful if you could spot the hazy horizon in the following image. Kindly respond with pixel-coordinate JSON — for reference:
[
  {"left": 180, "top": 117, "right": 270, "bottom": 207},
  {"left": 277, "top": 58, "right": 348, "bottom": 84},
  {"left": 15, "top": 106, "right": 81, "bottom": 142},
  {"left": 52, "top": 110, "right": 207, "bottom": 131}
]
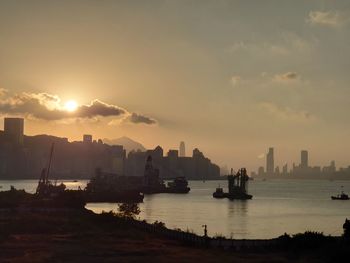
[{"left": 1, "top": 0, "right": 350, "bottom": 171}]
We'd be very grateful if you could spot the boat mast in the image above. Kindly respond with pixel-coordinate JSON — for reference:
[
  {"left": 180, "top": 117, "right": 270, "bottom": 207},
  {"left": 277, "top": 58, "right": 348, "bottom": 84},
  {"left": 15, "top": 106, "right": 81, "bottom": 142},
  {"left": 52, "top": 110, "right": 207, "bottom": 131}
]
[{"left": 45, "top": 143, "right": 55, "bottom": 184}]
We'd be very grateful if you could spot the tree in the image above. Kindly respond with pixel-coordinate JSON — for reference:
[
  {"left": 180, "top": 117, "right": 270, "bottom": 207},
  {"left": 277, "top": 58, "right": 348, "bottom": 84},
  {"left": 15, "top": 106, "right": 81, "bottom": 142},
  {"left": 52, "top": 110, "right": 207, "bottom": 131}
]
[{"left": 117, "top": 203, "right": 140, "bottom": 219}]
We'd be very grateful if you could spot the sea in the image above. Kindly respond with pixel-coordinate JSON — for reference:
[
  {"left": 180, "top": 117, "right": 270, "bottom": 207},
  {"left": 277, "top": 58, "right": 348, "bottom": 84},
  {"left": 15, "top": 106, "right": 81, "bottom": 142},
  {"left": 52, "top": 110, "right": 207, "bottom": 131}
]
[{"left": 1, "top": 179, "right": 350, "bottom": 239}]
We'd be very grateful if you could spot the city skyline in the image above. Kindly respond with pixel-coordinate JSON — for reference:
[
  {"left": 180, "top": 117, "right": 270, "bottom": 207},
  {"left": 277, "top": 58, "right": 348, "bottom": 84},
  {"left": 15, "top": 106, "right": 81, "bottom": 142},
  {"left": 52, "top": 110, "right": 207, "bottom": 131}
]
[
  {"left": 2, "top": 116, "right": 347, "bottom": 176},
  {"left": 254, "top": 146, "right": 350, "bottom": 179}
]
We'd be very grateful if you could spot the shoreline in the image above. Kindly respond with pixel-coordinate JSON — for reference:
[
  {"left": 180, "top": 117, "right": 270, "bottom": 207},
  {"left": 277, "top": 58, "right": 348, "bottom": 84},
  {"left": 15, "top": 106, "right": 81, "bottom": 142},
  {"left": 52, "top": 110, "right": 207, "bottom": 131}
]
[{"left": 0, "top": 208, "right": 349, "bottom": 262}]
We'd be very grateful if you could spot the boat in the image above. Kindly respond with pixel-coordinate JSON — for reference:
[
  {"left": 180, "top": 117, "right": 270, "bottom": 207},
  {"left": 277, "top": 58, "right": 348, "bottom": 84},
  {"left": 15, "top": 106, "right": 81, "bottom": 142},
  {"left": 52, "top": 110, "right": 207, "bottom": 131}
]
[
  {"left": 84, "top": 168, "right": 144, "bottom": 203},
  {"left": 331, "top": 191, "right": 349, "bottom": 200},
  {"left": 166, "top": 177, "right": 190, "bottom": 193},
  {"left": 34, "top": 143, "right": 86, "bottom": 208},
  {"left": 0, "top": 143, "right": 86, "bottom": 209},
  {"left": 143, "top": 156, "right": 191, "bottom": 194},
  {"left": 213, "top": 168, "right": 252, "bottom": 200},
  {"left": 213, "top": 186, "right": 225, "bottom": 198}
]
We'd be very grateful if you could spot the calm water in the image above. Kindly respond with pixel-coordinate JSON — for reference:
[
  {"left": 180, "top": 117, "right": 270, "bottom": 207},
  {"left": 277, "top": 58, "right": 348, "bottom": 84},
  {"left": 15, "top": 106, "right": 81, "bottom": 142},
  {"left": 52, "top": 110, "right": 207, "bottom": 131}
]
[{"left": 1, "top": 179, "right": 350, "bottom": 239}]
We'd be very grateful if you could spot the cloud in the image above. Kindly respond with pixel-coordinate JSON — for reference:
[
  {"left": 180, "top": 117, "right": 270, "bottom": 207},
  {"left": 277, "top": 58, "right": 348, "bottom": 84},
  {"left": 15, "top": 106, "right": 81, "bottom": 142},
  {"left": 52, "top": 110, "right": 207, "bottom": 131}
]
[
  {"left": 273, "top": 72, "right": 299, "bottom": 82},
  {"left": 257, "top": 153, "right": 265, "bottom": 159},
  {"left": 0, "top": 88, "right": 8, "bottom": 97},
  {"left": 126, "top": 113, "right": 157, "bottom": 125},
  {"left": 0, "top": 91, "right": 156, "bottom": 125},
  {"left": 230, "top": 75, "right": 241, "bottom": 86},
  {"left": 229, "top": 41, "right": 289, "bottom": 55},
  {"left": 76, "top": 100, "right": 125, "bottom": 119},
  {"left": 228, "top": 33, "right": 315, "bottom": 57},
  {"left": 259, "top": 102, "right": 314, "bottom": 122},
  {"left": 308, "top": 11, "right": 344, "bottom": 27}
]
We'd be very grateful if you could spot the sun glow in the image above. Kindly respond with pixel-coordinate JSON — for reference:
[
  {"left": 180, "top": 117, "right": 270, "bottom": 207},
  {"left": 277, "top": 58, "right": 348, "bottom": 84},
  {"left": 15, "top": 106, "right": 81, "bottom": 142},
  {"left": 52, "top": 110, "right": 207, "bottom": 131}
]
[{"left": 64, "top": 100, "right": 78, "bottom": 112}]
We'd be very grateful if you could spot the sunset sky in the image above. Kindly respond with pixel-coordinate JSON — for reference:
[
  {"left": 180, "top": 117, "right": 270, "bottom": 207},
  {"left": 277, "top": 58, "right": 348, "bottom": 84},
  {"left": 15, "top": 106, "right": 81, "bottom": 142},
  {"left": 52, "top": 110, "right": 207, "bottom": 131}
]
[{"left": 1, "top": 0, "right": 350, "bottom": 171}]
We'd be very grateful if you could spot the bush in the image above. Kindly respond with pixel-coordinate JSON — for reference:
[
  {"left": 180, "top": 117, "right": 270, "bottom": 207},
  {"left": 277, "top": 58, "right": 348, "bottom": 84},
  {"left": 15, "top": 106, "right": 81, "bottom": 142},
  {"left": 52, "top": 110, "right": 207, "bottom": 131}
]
[{"left": 117, "top": 203, "right": 140, "bottom": 219}]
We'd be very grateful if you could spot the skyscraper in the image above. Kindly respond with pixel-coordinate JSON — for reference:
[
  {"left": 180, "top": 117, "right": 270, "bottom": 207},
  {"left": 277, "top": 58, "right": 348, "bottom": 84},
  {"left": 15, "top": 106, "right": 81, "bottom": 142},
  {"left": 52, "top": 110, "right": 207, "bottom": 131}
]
[
  {"left": 83, "top": 134, "right": 93, "bottom": 143},
  {"left": 4, "top": 117, "right": 24, "bottom": 145},
  {"left": 266, "top": 147, "right": 274, "bottom": 176},
  {"left": 301, "top": 150, "right": 308, "bottom": 169},
  {"left": 179, "top": 141, "right": 186, "bottom": 157}
]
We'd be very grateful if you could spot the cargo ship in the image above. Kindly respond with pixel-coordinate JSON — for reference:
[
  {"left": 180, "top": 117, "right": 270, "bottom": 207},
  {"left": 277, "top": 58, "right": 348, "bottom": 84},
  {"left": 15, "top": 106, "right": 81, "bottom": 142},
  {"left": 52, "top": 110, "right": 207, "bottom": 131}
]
[
  {"left": 143, "top": 156, "right": 191, "bottom": 194},
  {"left": 84, "top": 168, "right": 144, "bottom": 203}
]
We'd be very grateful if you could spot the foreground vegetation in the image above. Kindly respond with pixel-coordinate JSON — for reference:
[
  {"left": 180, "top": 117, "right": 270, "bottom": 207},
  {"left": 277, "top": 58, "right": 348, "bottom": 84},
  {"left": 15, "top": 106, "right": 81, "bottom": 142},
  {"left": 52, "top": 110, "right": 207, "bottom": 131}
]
[{"left": 0, "top": 208, "right": 349, "bottom": 262}]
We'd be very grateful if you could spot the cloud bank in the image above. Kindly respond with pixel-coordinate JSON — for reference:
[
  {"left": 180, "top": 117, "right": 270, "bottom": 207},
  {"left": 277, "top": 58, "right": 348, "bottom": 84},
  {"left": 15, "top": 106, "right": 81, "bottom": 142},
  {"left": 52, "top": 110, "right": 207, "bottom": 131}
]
[
  {"left": 0, "top": 90, "right": 156, "bottom": 125},
  {"left": 259, "top": 102, "right": 314, "bottom": 122},
  {"left": 273, "top": 72, "right": 299, "bottom": 82},
  {"left": 308, "top": 11, "right": 344, "bottom": 27}
]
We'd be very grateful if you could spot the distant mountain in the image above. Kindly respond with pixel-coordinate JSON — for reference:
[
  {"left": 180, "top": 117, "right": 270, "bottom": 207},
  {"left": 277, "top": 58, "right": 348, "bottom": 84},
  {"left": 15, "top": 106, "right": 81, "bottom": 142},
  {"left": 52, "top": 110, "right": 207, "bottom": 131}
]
[{"left": 103, "top": 136, "right": 146, "bottom": 153}]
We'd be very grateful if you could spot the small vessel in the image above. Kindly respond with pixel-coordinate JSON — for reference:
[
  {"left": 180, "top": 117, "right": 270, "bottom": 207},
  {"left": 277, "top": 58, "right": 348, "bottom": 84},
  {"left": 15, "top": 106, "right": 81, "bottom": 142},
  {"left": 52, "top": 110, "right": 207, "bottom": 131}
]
[
  {"left": 331, "top": 191, "right": 349, "bottom": 200},
  {"left": 166, "top": 177, "right": 190, "bottom": 193},
  {"left": 331, "top": 186, "right": 349, "bottom": 200},
  {"left": 213, "top": 168, "right": 252, "bottom": 200},
  {"left": 213, "top": 186, "right": 224, "bottom": 198}
]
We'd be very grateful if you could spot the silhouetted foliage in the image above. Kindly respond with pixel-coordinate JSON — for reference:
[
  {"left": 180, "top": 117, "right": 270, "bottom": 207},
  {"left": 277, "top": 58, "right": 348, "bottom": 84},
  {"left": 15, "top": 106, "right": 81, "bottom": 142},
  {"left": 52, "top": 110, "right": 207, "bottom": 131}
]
[
  {"left": 152, "top": 220, "right": 166, "bottom": 228},
  {"left": 117, "top": 203, "right": 140, "bottom": 219},
  {"left": 343, "top": 218, "right": 350, "bottom": 239}
]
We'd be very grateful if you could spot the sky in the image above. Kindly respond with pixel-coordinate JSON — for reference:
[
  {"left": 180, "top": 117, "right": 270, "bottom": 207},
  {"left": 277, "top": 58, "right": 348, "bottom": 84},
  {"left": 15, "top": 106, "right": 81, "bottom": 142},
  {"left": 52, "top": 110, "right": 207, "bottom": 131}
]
[{"left": 0, "top": 0, "right": 350, "bottom": 171}]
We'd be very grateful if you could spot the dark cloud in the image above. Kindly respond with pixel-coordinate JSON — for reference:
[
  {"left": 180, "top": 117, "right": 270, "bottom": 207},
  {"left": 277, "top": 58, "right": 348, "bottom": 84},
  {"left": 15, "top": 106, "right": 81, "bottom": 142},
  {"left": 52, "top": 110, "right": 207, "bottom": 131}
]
[
  {"left": 0, "top": 92, "right": 65, "bottom": 120},
  {"left": 127, "top": 113, "right": 157, "bottom": 125},
  {"left": 0, "top": 91, "right": 155, "bottom": 125},
  {"left": 75, "top": 100, "right": 125, "bottom": 118},
  {"left": 274, "top": 72, "right": 298, "bottom": 81}
]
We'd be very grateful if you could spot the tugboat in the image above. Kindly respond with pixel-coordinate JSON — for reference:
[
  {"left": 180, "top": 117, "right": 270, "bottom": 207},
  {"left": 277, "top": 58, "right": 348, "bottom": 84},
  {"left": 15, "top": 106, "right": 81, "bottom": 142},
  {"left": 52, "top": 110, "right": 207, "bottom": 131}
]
[
  {"left": 331, "top": 188, "right": 349, "bottom": 200},
  {"left": 166, "top": 177, "right": 190, "bottom": 193},
  {"left": 213, "top": 168, "right": 252, "bottom": 200},
  {"left": 213, "top": 185, "right": 225, "bottom": 198}
]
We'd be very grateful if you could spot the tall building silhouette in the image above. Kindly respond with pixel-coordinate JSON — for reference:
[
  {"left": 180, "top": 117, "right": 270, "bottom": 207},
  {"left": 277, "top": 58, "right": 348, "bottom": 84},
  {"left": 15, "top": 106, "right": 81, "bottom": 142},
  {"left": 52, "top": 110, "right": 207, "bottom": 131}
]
[
  {"left": 4, "top": 117, "right": 24, "bottom": 145},
  {"left": 266, "top": 147, "right": 274, "bottom": 175},
  {"left": 83, "top": 134, "right": 93, "bottom": 143},
  {"left": 301, "top": 150, "right": 308, "bottom": 169},
  {"left": 179, "top": 141, "right": 186, "bottom": 157}
]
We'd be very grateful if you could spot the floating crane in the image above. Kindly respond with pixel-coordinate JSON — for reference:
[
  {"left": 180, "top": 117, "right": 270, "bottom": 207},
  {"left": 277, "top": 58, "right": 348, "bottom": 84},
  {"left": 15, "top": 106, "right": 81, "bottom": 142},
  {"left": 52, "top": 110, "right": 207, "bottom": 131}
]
[
  {"left": 213, "top": 168, "right": 252, "bottom": 200},
  {"left": 36, "top": 143, "right": 65, "bottom": 197}
]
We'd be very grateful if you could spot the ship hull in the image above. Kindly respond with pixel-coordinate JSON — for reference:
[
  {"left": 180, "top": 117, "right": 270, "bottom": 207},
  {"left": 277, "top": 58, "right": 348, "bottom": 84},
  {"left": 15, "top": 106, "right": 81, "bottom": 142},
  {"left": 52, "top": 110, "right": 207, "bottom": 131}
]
[
  {"left": 331, "top": 196, "right": 349, "bottom": 200},
  {"left": 213, "top": 192, "right": 252, "bottom": 200}
]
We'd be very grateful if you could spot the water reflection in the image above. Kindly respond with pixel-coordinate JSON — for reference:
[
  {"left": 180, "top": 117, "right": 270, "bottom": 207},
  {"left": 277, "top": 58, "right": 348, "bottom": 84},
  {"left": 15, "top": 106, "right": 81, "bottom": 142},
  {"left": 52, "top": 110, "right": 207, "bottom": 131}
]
[{"left": 227, "top": 200, "right": 248, "bottom": 217}]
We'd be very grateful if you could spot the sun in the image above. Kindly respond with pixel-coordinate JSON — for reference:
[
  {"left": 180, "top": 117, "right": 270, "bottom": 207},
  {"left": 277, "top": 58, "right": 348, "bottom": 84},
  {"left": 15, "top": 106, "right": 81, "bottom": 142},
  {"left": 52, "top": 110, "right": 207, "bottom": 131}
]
[{"left": 64, "top": 100, "right": 78, "bottom": 112}]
